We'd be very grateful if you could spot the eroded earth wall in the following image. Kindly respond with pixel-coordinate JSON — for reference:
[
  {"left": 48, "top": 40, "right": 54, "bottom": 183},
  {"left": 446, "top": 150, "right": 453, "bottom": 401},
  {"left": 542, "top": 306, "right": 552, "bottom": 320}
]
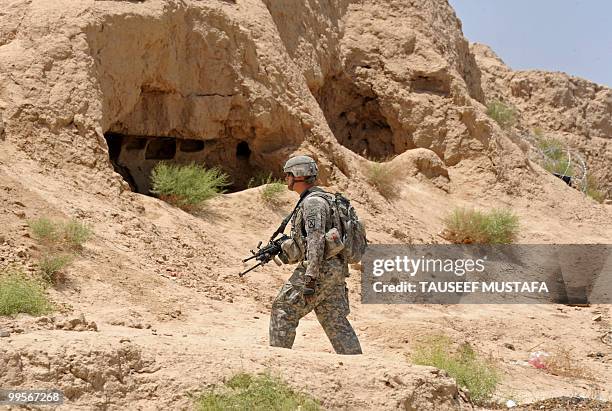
[{"left": 0, "top": 0, "right": 533, "bottom": 199}]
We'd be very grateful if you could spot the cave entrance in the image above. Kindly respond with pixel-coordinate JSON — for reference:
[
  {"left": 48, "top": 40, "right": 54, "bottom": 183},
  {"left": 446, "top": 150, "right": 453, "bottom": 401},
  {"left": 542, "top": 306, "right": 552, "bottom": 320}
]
[
  {"left": 103, "top": 133, "right": 271, "bottom": 195},
  {"left": 315, "top": 74, "right": 406, "bottom": 161}
]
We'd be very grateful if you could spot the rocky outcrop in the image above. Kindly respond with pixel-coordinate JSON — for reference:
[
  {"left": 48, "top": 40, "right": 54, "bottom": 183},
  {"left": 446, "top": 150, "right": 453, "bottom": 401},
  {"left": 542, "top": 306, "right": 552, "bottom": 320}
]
[
  {"left": 0, "top": 338, "right": 471, "bottom": 410},
  {"left": 0, "top": 343, "right": 160, "bottom": 408},
  {"left": 0, "top": 0, "right": 533, "bottom": 200},
  {"left": 473, "top": 43, "right": 612, "bottom": 197}
]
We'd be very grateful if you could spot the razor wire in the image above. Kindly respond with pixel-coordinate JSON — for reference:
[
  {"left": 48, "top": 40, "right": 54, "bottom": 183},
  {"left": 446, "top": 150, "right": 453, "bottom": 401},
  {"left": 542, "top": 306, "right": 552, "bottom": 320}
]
[{"left": 519, "top": 132, "right": 589, "bottom": 193}]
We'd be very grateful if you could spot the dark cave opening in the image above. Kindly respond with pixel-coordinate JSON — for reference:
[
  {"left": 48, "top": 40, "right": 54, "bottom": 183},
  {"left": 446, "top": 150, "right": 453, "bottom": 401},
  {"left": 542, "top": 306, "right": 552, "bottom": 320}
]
[
  {"left": 315, "top": 75, "right": 407, "bottom": 161},
  {"left": 145, "top": 138, "right": 176, "bottom": 160},
  {"left": 236, "top": 141, "right": 251, "bottom": 159},
  {"left": 103, "top": 133, "right": 272, "bottom": 196}
]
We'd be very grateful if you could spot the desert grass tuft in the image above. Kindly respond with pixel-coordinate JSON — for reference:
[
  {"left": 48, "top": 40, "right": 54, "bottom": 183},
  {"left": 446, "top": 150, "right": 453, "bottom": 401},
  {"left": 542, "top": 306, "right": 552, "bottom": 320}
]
[
  {"left": 0, "top": 269, "right": 52, "bottom": 316},
  {"left": 196, "top": 372, "right": 321, "bottom": 411},
  {"left": 28, "top": 217, "right": 92, "bottom": 286},
  {"left": 411, "top": 335, "right": 500, "bottom": 404},
  {"left": 584, "top": 175, "right": 606, "bottom": 203},
  {"left": 248, "top": 172, "right": 286, "bottom": 205},
  {"left": 486, "top": 100, "right": 516, "bottom": 129},
  {"left": 62, "top": 219, "right": 92, "bottom": 249},
  {"left": 544, "top": 347, "right": 593, "bottom": 380},
  {"left": 28, "top": 217, "right": 60, "bottom": 245},
  {"left": 443, "top": 208, "right": 519, "bottom": 244},
  {"left": 365, "top": 162, "right": 401, "bottom": 200},
  {"left": 536, "top": 135, "right": 574, "bottom": 176},
  {"left": 28, "top": 217, "right": 92, "bottom": 250},
  {"left": 38, "top": 254, "right": 72, "bottom": 284}
]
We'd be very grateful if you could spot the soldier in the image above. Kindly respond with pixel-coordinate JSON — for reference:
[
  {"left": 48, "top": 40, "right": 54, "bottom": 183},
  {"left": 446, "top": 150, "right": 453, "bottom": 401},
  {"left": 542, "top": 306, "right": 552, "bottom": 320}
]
[{"left": 270, "top": 155, "right": 362, "bottom": 355}]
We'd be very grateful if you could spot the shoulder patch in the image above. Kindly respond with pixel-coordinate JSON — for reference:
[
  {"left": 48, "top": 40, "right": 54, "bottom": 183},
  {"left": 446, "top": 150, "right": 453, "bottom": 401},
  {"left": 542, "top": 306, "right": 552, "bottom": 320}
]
[
  {"left": 302, "top": 198, "right": 325, "bottom": 232},
  {"left": 307, "top": 215, "right": 317, "bottom": 230}
]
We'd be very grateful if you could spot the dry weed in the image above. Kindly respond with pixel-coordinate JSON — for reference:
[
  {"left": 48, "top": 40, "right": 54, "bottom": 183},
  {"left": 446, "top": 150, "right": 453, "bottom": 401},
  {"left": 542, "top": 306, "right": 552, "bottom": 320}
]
[{"left": 365, "top": 162, "right": 401, "bottom": 200}]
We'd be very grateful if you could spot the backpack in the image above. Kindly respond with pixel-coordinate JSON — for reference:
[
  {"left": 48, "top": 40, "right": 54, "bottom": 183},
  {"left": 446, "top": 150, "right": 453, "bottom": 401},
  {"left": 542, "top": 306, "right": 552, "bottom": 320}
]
[{"left": 309, "top": 191, "right": 368, "bottom": 263}]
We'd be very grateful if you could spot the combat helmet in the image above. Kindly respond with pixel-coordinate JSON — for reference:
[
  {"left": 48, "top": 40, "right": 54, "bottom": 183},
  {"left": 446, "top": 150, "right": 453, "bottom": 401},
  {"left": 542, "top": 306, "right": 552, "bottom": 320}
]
[{"left": 283, "top": 155, "right": 318, "bottom": 183}]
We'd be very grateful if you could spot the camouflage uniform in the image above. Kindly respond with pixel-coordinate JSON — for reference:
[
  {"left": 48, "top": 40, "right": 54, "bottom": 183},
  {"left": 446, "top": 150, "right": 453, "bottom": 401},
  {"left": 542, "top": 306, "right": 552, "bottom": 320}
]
[{"left": 270, "top": 187, "right": 362, "bottom": 355}]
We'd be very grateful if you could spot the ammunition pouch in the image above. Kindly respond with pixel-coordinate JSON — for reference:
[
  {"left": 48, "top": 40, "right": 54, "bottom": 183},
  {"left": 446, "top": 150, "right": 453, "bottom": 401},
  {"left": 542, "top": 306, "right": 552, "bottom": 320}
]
[
  {"left": 324, "top": 227, "right": 345, "bottom": 259},
  {"left": 280, "top": 238, "right": 303, "bottom": 264}
]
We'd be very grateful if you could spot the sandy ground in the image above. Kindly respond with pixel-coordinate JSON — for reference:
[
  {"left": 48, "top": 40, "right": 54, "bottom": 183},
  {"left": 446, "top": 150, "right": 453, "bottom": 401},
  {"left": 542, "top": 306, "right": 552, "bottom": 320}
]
[{"left": 1, "top": 144, "right": 611, "bottom": 410}]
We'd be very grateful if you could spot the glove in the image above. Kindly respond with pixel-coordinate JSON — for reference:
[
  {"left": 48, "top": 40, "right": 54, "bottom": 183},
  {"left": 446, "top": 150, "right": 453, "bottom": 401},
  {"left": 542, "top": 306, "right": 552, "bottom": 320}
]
[{"left": 303, "top": 275, "right": 317, "bottom": 296}]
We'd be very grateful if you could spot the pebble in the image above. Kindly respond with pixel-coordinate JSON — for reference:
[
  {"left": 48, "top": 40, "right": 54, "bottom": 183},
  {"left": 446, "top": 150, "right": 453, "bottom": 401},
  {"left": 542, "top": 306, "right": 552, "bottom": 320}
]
[{"left": 0, "top": 330, "right": 10, "bottom": 338}]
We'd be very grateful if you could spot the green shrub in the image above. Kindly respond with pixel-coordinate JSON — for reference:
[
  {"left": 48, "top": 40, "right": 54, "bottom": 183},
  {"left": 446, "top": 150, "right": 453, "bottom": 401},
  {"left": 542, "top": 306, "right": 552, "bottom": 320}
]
[
  {"left": 28, "top": 217, "right": 92, "bottom": 250},
  {"left": 28, "top": 217, "right": 60, "bottom": 244},
  {"left": 262, "top": 182, "right": 286, "bottom": 204},
  {"left": 412, "top": 335, "right": 500, "bottom": 404},
  {"left": 62, "top": 219, "right": 92, "bottom": 249},
  {"left": 536, "top": 135, "right": 574, "bottom": 176},
  {"left": 486, "top": 100, "right": 516, "bottom": 129},
  {"left": 196, "top": 373, "right": 321, "bottom": 411},
  {"left": 0, "top": 270, "right": 51, "bottom": 316},
  {"left": 365, "top": 162, "right": 400, "bottom": 200},
  {"left": 38, "top": 254, "right": 72, "bottom": 283},
  {"left": 150, "top": 163, "right": 230, "bottom": 209},
  {"left": 248, "top": 172, "right": 286, "bottom": 205},
  {"left": 28, "top": 217, "right": 91, "bottom": 285},
  {"left": 443, "top": 208, "right": 519, "bottom": 244},
  {"left": 247, "top": 172, "right": 287, "bottom": 205}
]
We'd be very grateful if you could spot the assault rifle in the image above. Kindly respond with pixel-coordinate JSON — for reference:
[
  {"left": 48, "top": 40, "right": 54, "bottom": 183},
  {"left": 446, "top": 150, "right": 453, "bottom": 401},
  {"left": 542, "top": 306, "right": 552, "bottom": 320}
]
[
  {"left": 239, "top": 234, "right": 290, "bottom": 277},
  {"left": 239, "top": 189, "right": 314, "bottom": 277}
]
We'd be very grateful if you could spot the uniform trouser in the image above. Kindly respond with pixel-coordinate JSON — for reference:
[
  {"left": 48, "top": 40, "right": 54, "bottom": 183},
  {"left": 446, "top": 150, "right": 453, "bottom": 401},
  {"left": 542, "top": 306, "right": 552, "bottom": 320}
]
[{"left": 269, "top": 261, "right": 362, "bottom": 355}]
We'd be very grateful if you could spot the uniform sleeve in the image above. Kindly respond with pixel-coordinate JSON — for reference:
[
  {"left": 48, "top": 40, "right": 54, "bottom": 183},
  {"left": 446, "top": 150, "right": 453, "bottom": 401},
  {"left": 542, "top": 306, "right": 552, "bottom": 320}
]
[{"left": 302, "top": 196, "right": 328, "bottom": 280}]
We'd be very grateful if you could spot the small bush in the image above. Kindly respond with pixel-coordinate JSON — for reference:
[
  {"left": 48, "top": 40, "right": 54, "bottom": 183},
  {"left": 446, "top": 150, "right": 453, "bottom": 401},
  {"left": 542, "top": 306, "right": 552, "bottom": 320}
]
[
  {"left": 536, "top": 135, "right": 574, "bottom": 176},
  {"left": 38, "top": 254, "right": 72, "bottom": 283},
  {"left": 196, "top": 373, "right": 321, "bottom": 411},
  {"left": 365, "top": 162, "right": 400, "bottom": 200},
  {"left": 443, "top": 208, "right": 519, "bottom": 244},
  {"left": 544, "top": 347, "right": 593, "bottom": 380},
  {"left": 0, "top": 270, "right": 52, "bottom": 316},
  {"left": 249, "top": 172, "right": 286, "bottom": 205},
  {"left": 28, "top": 217, "right": 91, "bottom": 285},
  {"left": 62, "top": 219, "right": 92, "bottom": 249},
  {"left": 486, "top": 100, "right": 516, "bottom": 129},
  {"left": 411, "top": 335, "right": 500, "bottom": 404},
  {"left": 28, "top": 217, "right": 92, "bottom": 250},
  {"left": 28, "top": 217, "right": 60, "bottom": 244},
  {"left": 151, "top": 163, "right": 230, "bottom": 209},
  {"left": 262, "top": 182, "right": 286, "bottom": 204}
]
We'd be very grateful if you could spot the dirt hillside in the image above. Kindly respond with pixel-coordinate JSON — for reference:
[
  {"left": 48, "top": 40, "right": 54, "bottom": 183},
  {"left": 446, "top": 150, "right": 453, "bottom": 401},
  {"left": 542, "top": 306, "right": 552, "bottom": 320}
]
[
  {"left": 473, "top": 43, "right": 612, "bottom": 198},
  {"left": 0, "top": 0, "right": 611, "bottom": 410}
]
